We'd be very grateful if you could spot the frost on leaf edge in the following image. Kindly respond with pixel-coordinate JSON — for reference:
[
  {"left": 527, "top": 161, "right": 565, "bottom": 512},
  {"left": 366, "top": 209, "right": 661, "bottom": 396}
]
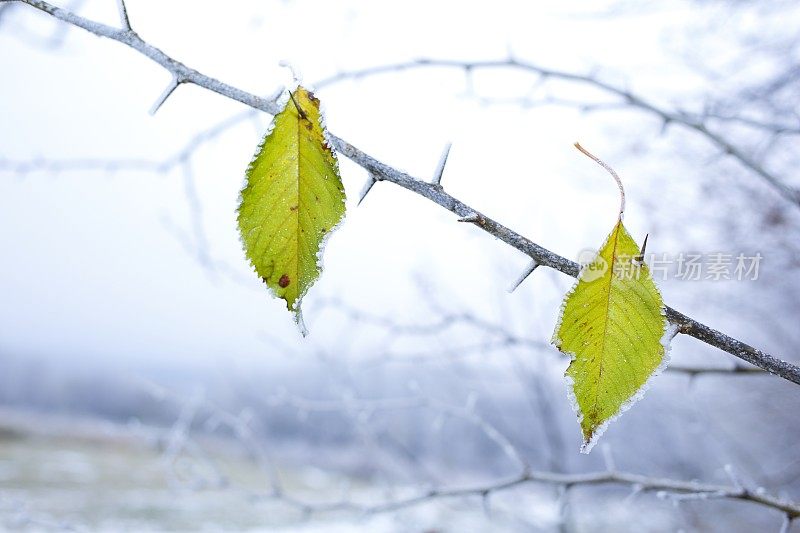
[
  {"left": 236, "top": 88, "right": 347, "bottom": 337},
  {"left": 551, "top": 222, "right": 673, "bottom": 453}
]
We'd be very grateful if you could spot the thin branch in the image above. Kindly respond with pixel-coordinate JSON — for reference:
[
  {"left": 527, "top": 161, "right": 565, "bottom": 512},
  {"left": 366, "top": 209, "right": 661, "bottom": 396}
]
[
  {"left": 0, "top": 107, "right": 260, "bottom": 175},
  {"left": 144, "top": 382, "right": 800, "bottom": 521},
  {"left": 357, "top": 469, "right": 800, "bottom": 518},
  {"left": 9, "top": 0, "right": 800, "bottom": 386},
  {"left": 12, "top": 0, "right": 283, "bottom": 114},
  {"left": 315, "top": 58, "right": 800, "bottom": 209},
  {"left": 0, "top": 0, "right": 84, "bottom": 49},
  {"left": 668, "top": 364, "right": 765, "bottom": 377},
  {"left": 255, "top": 386, "right": 800, "bottom": 519},
  {"left": 0, "top": 156, "right": 163, "bottom": 174},
  {"left": 702, "top": 112, "right": 800, "bottom": 136},
  {"left": 318, "top": 298, "right": 769, "bottom": 378}
]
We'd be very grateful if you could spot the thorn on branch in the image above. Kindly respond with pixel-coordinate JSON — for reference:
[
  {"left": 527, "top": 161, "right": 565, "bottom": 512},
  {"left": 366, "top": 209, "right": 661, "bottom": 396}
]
[
  {"left": 660, "top": 117, "right": 672, "bottom": 135},
  {"left": 150, "top": 76, "right": 181, "bottom": 115},
  {"left": 357, "top": 173, "right": 378, "bottom": 206},
  {"left": 506, "top": 44, "right": 517, "bottom": 65},
  {"left": 116, "top": 0, "right": 131, "bottom": 31},
  {"left": 481, "top": 490, "right": 492, "bottom": 517},
  {"left": 507, "top": 259, "right": 539, "bottom": 293},
  {"left": 635, "top": 233, "right": 649, "bottom": 264},
  {"left": 431, "top": 142, "right": 451, "bottom": 186}
]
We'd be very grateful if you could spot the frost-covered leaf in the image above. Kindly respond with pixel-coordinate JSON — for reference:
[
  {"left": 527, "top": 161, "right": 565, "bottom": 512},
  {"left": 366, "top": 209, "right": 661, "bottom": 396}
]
[
  {"left": 552, "top": 219, "right": 668, "bottom": 453},
  {"left": 238, "top": 87, "right": 345, "bottom": 334}
]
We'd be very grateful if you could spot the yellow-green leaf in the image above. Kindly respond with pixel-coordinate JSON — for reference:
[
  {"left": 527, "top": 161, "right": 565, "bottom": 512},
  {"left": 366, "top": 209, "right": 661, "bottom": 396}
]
[
  {"left": 238, "top": 87, "right": 345, "bottom": 334},
  {"left": 552, "top": 219, "right": 668, "bottom": 453}
]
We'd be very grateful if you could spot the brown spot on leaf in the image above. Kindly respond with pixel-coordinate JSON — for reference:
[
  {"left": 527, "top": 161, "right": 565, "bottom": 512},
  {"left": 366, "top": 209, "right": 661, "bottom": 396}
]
[
  {"left": 289, "top": 205, "right": 298, "bottom": 211},
  {"left": 278, "top": 274, "right": 291, "bottom": 288}
]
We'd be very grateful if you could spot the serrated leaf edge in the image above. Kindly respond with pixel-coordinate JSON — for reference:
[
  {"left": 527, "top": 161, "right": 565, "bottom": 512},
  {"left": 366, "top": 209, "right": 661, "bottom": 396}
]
[{"left": 236, "top": 88, "right": 346, "bottom": 336}]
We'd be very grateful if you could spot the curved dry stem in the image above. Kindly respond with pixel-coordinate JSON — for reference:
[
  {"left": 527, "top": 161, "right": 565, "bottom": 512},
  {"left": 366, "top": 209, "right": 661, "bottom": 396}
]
[{"left": 574, "top": 142, "right": 626, "bottom": 217}]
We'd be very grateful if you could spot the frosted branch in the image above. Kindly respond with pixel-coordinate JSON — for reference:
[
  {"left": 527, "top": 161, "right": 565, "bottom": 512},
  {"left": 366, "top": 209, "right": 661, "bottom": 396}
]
[
  {"left": 7, "top": 0, "right": 800, "bottom": 386},
  {"left": 315, "top": 58, "right": 800, "bottom": 209}
]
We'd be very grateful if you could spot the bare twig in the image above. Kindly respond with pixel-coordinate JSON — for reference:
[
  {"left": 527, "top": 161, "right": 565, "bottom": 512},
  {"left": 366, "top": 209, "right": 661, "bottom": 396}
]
[
  {"left": 264, "top": 392, "right": 800, "bottom": 520},
  {"left": 360, "top": 468, "right": 800, "bottom": 518},
  {"left": 152, "top": 385, "right": 800, "bottom": 520},
  {"left": 126, "top": 369, "right": 800, "bottom": 528},
  {"left": 385, "top": 468, "right": 792, "bottom": 523},
  {"left": 8, "top": 0, "right": 800, "bottom": 386},
  {"left": 667, "top": 364, "right": 765, "bottom": 377},
  {"left": 314, "top": 58, "right": 800, "bottom": 209},
  {"left": 318, "top": 297, "right": 769, "bottom": 378}
]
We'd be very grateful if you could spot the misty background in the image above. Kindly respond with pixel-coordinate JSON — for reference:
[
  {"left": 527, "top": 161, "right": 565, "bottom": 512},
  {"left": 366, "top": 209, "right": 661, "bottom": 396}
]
[{"left": 1, "top": 0, "right": 799, "bottom": 531}]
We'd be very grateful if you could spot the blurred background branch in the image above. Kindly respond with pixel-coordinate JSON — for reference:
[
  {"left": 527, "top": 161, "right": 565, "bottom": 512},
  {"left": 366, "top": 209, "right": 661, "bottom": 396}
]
[{"left": 2, "top": 1, "right": 800, "bottom": 531}]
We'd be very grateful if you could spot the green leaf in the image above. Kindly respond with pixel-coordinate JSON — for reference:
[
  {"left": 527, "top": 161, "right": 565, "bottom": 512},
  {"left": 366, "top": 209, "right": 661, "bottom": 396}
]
[
  {"left": 552, "top": 219, "right": 668, "bottom": 453},
  {"left": 238, "top": 87, "right": 346, "bottom": 334}
]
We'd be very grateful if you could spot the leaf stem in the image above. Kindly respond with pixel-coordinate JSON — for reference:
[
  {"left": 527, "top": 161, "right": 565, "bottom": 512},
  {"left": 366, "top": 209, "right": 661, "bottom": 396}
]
[{"left": 574, "top": 142, "right": 626, "bottom": 217}]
